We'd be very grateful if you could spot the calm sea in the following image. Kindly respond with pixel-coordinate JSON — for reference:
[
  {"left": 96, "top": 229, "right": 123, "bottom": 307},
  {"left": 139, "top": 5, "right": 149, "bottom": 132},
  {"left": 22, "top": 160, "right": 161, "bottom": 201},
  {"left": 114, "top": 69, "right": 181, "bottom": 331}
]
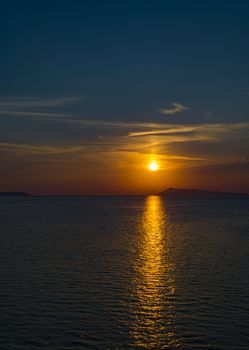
[{"left": 0, "top": 196, "right": 249, "bottom": 349}]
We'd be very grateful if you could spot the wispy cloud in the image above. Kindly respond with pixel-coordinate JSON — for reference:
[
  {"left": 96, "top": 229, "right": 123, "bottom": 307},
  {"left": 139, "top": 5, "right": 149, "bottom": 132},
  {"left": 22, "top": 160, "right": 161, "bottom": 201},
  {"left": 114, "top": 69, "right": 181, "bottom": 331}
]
[
  {"left": 1, "top": 118, "right": 248, "bottom": 193},
  {"left": 1, "top": 121, "right": 248, "bottom": 162},
  {"left": 159, "top": 102, "right": 189, "bottom": 115},
  {"left": 0, "top": 110, "right": 69, "bottom": 119},
  {"left": 0, "top": 96, "right": 82, "bottom": 109},
  {"left": 127, "top": 126, "right": 197, "bottom": 137},
  {"left": 0, "top": 96, "right": 83, "bottom": 120},
  {"left": 0, "top": 142, "right": 82, "bottom": 155}
]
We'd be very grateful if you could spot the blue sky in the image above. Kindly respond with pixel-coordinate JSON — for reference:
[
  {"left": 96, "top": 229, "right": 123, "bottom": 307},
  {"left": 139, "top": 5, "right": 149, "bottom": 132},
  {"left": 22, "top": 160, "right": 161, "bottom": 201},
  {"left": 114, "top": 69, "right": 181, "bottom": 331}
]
[{"left": 0, "top": 1, "right": 249, "bottom": 194}]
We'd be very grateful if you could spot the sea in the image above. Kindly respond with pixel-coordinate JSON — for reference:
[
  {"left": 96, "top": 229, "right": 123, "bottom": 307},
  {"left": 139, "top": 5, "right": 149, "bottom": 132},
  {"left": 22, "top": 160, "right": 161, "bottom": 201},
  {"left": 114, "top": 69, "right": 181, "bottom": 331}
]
[{"left": 0, "top": 195, "right": 249, "bottom": 350}]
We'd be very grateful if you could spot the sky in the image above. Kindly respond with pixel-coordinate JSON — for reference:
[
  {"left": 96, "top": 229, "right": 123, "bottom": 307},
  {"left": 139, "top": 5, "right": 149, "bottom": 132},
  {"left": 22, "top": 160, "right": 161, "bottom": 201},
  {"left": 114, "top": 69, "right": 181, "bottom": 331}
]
[{"left": 0, "top": 1, "right": 249, "bottom": 194}]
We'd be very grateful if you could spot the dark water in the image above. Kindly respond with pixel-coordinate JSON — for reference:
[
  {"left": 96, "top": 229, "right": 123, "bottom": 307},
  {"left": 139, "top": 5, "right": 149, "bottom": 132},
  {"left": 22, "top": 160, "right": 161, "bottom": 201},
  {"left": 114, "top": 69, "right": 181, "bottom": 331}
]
[{"left": 0, "top": 196, "right": 249, "bottom": 349}]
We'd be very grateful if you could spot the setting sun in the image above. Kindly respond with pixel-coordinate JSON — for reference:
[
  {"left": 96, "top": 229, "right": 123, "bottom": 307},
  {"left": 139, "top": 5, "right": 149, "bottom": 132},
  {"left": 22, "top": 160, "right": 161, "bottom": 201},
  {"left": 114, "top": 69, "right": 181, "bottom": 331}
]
[{"left": 148, "top": 161, "right": 159, "bottom": 171}]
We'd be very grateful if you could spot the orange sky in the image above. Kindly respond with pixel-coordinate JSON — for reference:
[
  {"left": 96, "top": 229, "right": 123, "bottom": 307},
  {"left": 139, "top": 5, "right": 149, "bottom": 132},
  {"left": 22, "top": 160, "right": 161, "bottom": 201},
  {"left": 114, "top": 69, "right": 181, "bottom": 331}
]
[{"left": 1, "top": 119, "right": 249, "bottom": 194}]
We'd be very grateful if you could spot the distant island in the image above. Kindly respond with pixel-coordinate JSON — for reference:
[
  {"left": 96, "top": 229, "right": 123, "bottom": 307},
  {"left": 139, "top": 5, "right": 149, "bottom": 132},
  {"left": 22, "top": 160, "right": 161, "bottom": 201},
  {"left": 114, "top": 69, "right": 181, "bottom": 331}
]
[
  {"left": 0, "top": 190, "right": 248, "bottom": 198},
  {"left": 159, "top": 188, "right": 249, "bottom": 198},
  {"left": 0, "top": 192, "right": 31, "bottom": 196}
]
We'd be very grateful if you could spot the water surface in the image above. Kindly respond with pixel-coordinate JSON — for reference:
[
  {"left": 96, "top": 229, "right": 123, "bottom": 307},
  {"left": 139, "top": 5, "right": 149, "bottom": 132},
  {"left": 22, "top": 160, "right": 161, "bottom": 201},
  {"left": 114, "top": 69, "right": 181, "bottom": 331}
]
[{"left": 0, "top": 196, "right": 249, "bottom": 349}]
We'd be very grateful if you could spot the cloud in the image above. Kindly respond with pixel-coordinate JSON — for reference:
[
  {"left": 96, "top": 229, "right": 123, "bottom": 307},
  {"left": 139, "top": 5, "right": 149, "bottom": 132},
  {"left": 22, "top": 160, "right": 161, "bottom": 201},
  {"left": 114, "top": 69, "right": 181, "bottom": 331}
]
[
  {"left": 127, "top": 126, "right": 197, "bottom": 137},
  {"left": 0, "top": 96, "right": 82, "bottom": 109},
  {"left": 0, "top": 110, "right": 69, "bottom": 119},
  {"left": 1, "top": 118, "right": 249, "bottom": 193},
  {"left": 0, "top": 142, "right": 82, "bottom": 156},
  {"left": 1, "top": 96, "right": 248, "bottom": 193},
  {"left": 1, "top": 121, "right": 248, "bottom": 161},
  {"left": 0, "top": 96, "right": 83, "bottom": 120},
  {"left": 159, "top": 102, "right": 189, "bottom": 115}
]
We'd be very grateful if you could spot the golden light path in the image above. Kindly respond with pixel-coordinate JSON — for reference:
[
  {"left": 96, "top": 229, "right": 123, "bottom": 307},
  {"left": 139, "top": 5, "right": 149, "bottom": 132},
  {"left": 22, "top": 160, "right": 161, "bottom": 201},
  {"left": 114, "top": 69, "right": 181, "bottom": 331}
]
[{"left": 130, "top": 196, "right": 178, "bottom": 348}]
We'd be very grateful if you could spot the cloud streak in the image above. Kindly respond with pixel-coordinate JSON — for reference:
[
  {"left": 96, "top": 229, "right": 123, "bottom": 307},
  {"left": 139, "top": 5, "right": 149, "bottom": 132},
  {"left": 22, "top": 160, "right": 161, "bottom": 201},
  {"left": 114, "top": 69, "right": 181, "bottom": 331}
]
[
  {"left": 1, "top": 117, "right": 248, "bottom": 193},
  {"left": 0, "top": 96, "right": 83, "bottom": 109},
  {"left": 0, "top": 110, "right": 69, "bottom": 119},
  {"left": 0, "top": 96, "right": 83, "bottom": 121},
  {"left": 1, "top": 121, "right": 248, "bottom": 163},
  {"left": 159, "top": 102, "right": 189, "bottom": 115}
]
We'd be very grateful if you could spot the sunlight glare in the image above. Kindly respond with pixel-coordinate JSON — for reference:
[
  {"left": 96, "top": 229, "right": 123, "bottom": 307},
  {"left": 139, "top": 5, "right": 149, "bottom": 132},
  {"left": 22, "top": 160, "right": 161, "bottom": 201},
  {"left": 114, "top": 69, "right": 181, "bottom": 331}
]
[{"left": 148, "top": 161, "right": 159, "bottom": 171}]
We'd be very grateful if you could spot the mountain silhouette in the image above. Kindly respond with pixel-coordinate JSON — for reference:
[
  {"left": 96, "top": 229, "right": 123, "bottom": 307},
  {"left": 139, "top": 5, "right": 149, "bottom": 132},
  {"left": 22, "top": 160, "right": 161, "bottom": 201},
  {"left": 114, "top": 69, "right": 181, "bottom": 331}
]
[{"left": 159, "top": 188, "right": 249, "bottom": 198}]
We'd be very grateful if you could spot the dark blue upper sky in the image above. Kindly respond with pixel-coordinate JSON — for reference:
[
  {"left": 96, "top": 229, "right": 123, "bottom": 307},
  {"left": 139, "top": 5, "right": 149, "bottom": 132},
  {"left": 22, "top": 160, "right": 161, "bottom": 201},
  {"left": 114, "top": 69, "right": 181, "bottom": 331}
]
[{"left": 1, "top": 0, "right": 249, "bottom": 123}]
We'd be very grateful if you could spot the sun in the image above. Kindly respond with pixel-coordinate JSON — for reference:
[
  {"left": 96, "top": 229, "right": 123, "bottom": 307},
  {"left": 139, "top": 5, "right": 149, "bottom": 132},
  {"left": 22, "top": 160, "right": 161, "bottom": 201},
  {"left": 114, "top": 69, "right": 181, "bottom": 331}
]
[{"left": 148, "top": 161, "right": 159, "bottom": 171}]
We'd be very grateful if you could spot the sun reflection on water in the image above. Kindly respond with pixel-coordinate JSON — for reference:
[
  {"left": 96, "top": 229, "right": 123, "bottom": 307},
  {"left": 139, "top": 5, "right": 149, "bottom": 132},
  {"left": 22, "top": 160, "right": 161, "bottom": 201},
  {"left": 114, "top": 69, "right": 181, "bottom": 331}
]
[{"left": 130, "top": 195, "right": 177, "bottom": 348}]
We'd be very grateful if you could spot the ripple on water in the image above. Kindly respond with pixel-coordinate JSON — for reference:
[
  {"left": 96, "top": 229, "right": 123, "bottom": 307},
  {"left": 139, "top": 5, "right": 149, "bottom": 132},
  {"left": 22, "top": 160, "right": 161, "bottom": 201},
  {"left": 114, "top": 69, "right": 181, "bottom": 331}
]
[{"left": 0, "top": 196, "right": 249, "bottom": 349}]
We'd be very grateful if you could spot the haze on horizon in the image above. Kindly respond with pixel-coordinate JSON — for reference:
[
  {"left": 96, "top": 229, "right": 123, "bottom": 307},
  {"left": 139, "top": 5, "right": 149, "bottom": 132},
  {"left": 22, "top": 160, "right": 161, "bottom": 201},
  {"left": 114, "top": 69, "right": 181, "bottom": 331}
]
[{"left": 0, "top": 1, "right": 249, "bottom": 195}]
